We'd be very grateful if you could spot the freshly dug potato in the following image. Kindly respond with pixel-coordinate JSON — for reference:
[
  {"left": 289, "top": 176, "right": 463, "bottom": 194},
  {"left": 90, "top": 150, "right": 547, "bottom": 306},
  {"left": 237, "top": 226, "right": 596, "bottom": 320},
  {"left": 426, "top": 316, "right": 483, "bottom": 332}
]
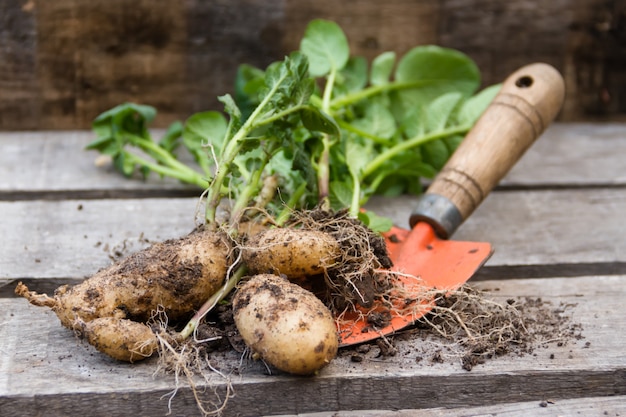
[
  {"left": 17, "top": 228, "right": 231, "bottom": 329},
  {"left": 80, "top": 317, "right": 158, "bottom": 362},
  {"left": 243, "top": 228, "right": 341, "bottom": 278},
  {"left": 232, "top": 274, "right": 338, "bottom": 375}
]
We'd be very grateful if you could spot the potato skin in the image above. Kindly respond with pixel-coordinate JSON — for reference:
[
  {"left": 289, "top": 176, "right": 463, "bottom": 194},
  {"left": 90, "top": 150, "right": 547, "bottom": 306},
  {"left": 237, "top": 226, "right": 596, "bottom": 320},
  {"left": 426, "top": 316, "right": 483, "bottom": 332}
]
[
  {"left": 243, "top": 228, "right": 340, "bottom": 278},
  {"left": 54, "top": 229, "right": 231, "bottom": 328},
  {"left": 81, "top": 317, "right": 158, "bottom": 362},
  {"left": 233, "top": 274, "right": 338, "bottom": 375}
]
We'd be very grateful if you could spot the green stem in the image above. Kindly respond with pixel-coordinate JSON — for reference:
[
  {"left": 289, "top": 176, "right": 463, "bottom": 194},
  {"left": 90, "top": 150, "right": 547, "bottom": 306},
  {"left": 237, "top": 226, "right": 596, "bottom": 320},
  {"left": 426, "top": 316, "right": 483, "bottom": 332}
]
[
  {"left": 317, "top": 137, "right": 330, "bottom": 202},
  {"left": 254, "top": 105, "right": 304, "bottom": 128},
  {"left": 179, "top": 265, "right": 248, "bottom": 340},
  {"left": 315, "top": 67, "right": 337, "bottom": 205},
  {"left": 330, "top": 80, "right": 433, "bottom": 109},
  {"left": 349, "top": 174, "right": 361, "bottom": 218},
  {"left": 362, "top": 125, "right": 470, "bottom": 179},
  {"left": 128, "top": 133, "right": 200, "bottom": 176},
  {"left": 204, "top": 72, "right": 289, "bottom": 225},
  {"left": 126, "top": 153, "right": 208, "bottom": 188},
  {"left": 230, "top": 155, "right": 271, "bottom": 227},
  {"left": 336, "top": 119, "right": 391, "bottom": 145},
  {"left": 275, "top": 182, "right": 307, "bottom": 226}
]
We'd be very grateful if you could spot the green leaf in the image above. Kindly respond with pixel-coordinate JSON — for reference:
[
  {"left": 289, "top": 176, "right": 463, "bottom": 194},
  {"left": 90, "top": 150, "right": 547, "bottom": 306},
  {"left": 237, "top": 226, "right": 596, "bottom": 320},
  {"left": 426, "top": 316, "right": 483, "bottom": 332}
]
[
  {"left": 329, "top": 179, "right": 353, "bottom": 210},
  {"left": 183, "top": 111, "right": 228, "bottom": 154},
  {"left": 402, "top": 92, "right": 463, "bottom": 139},
  {"left": 235, "top": 64, "right": 266, "bottom": 118},
  {"left": 352, "top": 100, "right": 397, "bottom": 140},
  {"left": 218, "top": 94, "right": 242, "bottom": 129},
  {"left": 85, "top": 135, "right": 120, "bottom": 156},
  {"left": 113, "top": 153, "right": 136, "bottom": 177},
  {"left": 300, "top": 106, "right": 340, "bottom": 136},
  {"left": 92, "top": 103, "right": 156, "bottom": 140},
  {"left": 370, "top": 51, "right": 396, "bottom": 86},
  {"left": 421, "top": 139, "right": 450, "bottom": 171},
  {"left": 358, "top": 211, "right": 393, "bottom": 233},
  {"left": 337, "top": 56, "right": 368, "bottom": 93},
  {"left": 457, "top": 84, "right": 501, "bottom": 125},
  {"left": 346, "top": 139, "right": 370, "bottom": 179},
  {"left": 300, "top": 19, "right": 350, "bottom": 77},
  {"left": 159, "top": 121, "right": 183, "bottom": 154},
  {"left": 183, "top": 111, "right": 227, "bottom": 175},
  {"left": 393, "top": 46, "right": 480, "bottom": 116},
  {"left": 421, "top": 92, "right": 464, "bottom": 133}
]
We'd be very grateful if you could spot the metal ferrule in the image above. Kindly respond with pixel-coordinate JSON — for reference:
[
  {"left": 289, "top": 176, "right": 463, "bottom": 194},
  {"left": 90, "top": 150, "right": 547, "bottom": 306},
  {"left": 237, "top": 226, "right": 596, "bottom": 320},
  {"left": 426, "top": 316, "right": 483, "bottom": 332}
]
[{"left": 409, "top": 193, "right": 463, "bottom": 239}]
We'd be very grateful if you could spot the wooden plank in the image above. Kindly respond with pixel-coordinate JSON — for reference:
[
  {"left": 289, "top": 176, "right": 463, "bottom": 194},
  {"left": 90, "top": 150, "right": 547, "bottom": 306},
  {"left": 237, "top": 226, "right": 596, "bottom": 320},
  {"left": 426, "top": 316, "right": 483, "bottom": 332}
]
[
  {"left": 502, "top": 123, "right": 626, "bottom": 187},
  {"left": 282, "top": 0, "right": 440, "bottom": 63},
  {"left": 2, "top": 187, "right": 625, "bottom": 282},
  {"left": 0, "top": 130, "right": 201, "bottom": 195},
  {"left": 275, "top": 396, "right": 626, "bottom": 416},
  {"left": 1, "top": 1, "right": 625, "bottom": 129},
  {"left": 1, "top": 123, "right": 625, "bottom": 196},
  {"left": 0, "top": 0, "right": 39, "bottom": 130},
  {"left": 34, "top": 0, "right": 191, "bottom": 129},
  {"left": 1, "top": 275, "right": 625, "bottom": 416}
]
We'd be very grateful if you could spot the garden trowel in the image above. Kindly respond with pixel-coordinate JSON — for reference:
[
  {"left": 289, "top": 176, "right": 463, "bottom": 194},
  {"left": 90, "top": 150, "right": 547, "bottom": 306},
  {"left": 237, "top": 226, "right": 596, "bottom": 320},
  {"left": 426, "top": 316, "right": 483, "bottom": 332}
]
[{"left": 338, "top": 63, "right": 565, "bottom": 346}]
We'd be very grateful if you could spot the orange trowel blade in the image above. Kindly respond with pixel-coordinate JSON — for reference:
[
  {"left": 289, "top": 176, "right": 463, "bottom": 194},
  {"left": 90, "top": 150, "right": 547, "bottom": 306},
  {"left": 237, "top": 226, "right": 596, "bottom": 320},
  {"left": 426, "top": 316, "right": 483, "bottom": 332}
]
[{"left": 337, "top": 222, "right": 492, "bottom": 346}]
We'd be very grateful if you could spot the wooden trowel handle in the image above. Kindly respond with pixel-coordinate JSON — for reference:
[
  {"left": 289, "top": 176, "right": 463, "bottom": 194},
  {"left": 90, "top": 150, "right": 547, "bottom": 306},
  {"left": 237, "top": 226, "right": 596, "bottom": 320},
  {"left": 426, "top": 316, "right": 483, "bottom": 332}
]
[{"left": 410, "top": 63, "right": 565, "bottom": 238}]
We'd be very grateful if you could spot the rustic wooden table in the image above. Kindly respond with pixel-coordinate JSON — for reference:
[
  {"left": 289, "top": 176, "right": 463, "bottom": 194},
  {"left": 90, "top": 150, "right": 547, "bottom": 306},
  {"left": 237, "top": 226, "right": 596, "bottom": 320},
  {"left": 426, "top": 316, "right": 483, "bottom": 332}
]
[{"left": 1, "top": 123, "right": 625, "bottom": 416}]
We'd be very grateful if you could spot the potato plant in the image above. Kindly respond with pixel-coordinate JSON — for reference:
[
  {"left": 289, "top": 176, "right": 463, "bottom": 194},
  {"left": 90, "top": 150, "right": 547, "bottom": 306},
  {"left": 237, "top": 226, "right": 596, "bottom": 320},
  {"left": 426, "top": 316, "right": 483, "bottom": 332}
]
[{"left": 17, "top": 19, "right": 498, "bottom": 383}]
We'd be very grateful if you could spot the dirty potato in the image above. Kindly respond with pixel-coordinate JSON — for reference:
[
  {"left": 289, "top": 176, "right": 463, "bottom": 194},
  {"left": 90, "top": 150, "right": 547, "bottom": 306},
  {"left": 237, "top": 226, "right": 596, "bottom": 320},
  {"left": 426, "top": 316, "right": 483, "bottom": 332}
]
[
  {"left": 242, "top": 228, "right": 341, "bottom": 278},
  {"left": 81, "top": 317, "right": 158, "bottom": 362},
  {"left": 232, "top": 274, "right": 339, "bottom": 375}
]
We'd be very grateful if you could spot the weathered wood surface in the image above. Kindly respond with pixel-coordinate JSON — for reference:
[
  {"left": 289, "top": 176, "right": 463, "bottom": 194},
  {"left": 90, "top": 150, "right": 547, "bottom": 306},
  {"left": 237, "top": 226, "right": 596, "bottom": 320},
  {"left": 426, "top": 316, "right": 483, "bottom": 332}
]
[
  {"left": 1, "top": 123, "right": 625, "bottom": 415},
  {"left": 1, "top": 0, "right": 625, "bottom": 130},
  {"left": 1, "top": 187, "right": 626, "bottom": 285},
  {"left": 278, "top": 395, "right": 626, "bottom": 417},
  {"left": 2, "top": 276, "right": 625, "bottom": 416},
  {"left": 1, "top": 123, "right": 624, "bottom": 195}
]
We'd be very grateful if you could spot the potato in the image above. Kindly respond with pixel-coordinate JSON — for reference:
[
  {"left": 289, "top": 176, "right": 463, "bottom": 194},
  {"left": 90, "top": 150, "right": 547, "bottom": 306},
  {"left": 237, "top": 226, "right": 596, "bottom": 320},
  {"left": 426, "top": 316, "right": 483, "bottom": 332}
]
[
  {"left": 232, "top": 274, "right": 338, "bottom": 375},
  {"left": 81, "top": 317, "right": 158, "bottom": 362},
  {"left": 15, "top": 228, "right": 231, "bottom": 362},
  {"left": 243, "top": 228, "right": 341, "bottom": 278},
  {"left": 50, "top": 229, "right": 230, "bottom": 328}
]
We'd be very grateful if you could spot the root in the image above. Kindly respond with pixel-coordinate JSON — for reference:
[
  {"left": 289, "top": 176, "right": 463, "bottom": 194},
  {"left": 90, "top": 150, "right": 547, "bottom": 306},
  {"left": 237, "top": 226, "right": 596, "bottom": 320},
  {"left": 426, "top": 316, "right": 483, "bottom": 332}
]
[
  {"left": 403, "top": 285, "right": 580, "bottom": 370},
  {"left": 286, "top": 208, "right": 393, "bottom": 314},
  {"left": 154, "top": 328, "right": 235, "bottom": 416},
  {"left": 14, "top": 282, "right": 56, "bottom": 308}
]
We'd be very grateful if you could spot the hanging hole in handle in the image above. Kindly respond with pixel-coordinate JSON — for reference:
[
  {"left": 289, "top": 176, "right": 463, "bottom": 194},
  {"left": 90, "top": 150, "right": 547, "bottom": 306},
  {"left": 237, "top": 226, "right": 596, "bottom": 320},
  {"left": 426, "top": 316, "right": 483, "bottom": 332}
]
[{"left": 515, "top": 75, "right": 534, "bottom": 88}]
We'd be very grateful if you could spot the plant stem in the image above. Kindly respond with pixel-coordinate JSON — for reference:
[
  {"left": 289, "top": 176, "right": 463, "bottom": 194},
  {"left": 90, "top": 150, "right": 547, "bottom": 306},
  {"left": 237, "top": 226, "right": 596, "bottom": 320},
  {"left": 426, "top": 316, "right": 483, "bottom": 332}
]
[
  {"left": 129, "top": 133, "right": 200, "bottom": 176},
  {"left": 330, "top": 80, "right": 433, "bottom": 109},
  {"left": 179, "top": 265, "right": 248, "bottom": 340},
  {"left": 275, "top": 182, "right": 307, "bottom": 226},
  {"left": 362, "top": 125, "right": 470, "bottom": 179},
  {"left": 336, "top": 119, "right": 391, "bottom": 145},
  {"left": 316, "top": 67, "right": 337, "bottom": 205},
  {"left": 317, "top": 137, "right": 330, "bottom": 202},
  {"left": 230, "top": 154, "right": 271, "bottom": 228},
  {"left": 349, "top": 175, "right": 361, "bottom": 218},
  {"left": 126, "top": 153, "right": 208, "bottom": 188},
  {"left": 204, "top": 72, "right": 289, "bottom": 226}
]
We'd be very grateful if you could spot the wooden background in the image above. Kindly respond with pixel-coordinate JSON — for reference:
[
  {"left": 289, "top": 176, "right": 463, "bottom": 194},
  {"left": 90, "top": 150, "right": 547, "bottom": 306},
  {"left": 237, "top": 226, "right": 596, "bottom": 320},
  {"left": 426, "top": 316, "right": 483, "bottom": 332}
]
[{"left": 1, "top": 0, "right": 625, "bottom": 130}]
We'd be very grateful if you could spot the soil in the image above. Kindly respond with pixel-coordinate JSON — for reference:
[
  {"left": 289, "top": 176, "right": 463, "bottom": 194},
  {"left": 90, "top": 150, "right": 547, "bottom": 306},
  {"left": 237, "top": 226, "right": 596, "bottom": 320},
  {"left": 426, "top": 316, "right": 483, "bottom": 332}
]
[{"left": 180, "top": 282, "right": 581, "bottom": 374}]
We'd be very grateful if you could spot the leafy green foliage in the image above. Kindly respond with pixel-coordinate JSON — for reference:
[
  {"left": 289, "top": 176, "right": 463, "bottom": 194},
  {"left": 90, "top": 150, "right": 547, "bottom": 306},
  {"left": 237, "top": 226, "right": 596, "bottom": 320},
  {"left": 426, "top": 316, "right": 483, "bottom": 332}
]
[
  {"left": 300, "top": 19, "right": 350, "bottom": 77},
  {"left": 89, "top": 20, "right": 499, "bottom": 232}
]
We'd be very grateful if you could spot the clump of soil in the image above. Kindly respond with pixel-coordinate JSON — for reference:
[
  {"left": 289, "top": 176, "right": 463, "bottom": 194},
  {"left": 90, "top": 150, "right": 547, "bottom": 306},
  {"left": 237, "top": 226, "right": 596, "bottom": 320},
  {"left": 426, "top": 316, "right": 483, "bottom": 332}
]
[{"left": 374, "top": 285, "right": 583, "bottom": 370}]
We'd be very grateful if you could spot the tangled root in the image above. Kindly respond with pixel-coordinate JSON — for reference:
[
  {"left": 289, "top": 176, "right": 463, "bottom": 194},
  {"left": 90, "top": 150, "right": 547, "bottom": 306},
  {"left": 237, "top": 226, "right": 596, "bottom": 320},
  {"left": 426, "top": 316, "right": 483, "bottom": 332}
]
[
  {"left": 405, "top": 285, "right": 581, "bottom": 370},
  {"left": 286, "top": 208, "right": 393, "bottom": 314},
  {"left": 149, "top": 311, "right": 235, "bottom": 417}
]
